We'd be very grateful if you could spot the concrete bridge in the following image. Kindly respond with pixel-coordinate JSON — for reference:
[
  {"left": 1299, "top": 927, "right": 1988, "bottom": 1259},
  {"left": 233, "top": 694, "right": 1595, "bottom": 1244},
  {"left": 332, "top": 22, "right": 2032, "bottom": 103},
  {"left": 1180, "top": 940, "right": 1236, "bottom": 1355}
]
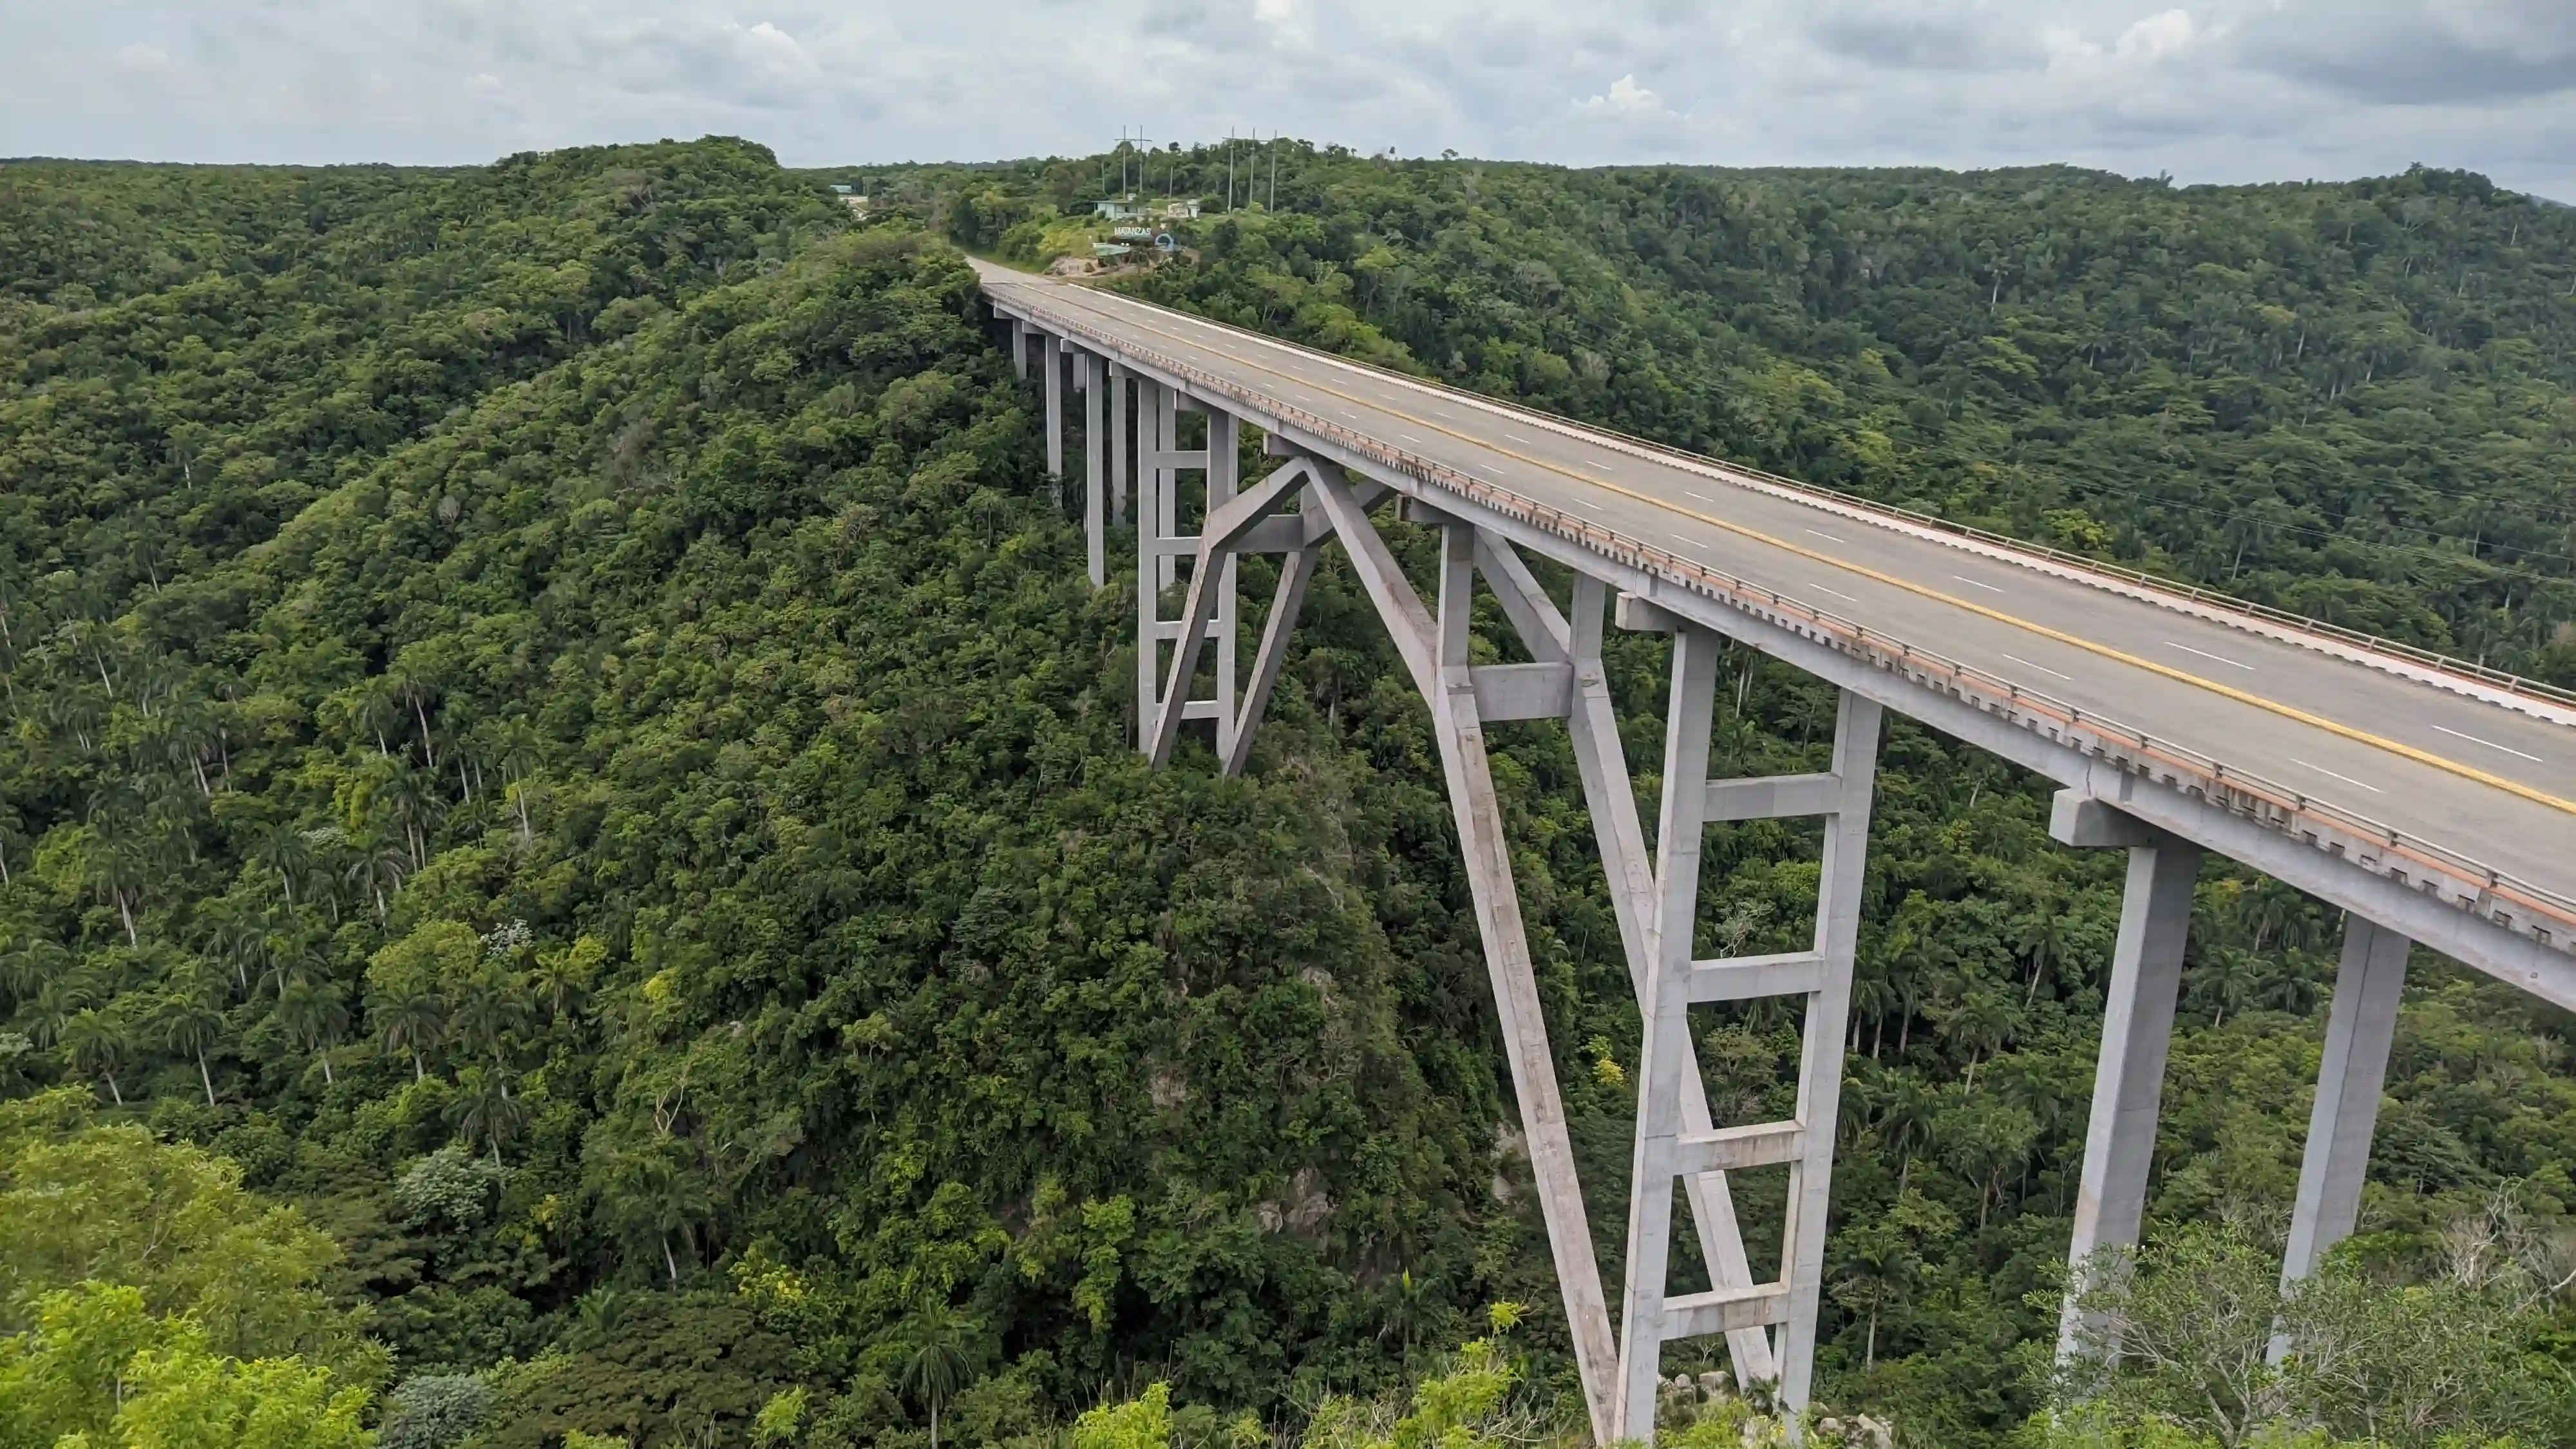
[{"left": 975, "top": 258, "right": 2576, "bottom": 1443}]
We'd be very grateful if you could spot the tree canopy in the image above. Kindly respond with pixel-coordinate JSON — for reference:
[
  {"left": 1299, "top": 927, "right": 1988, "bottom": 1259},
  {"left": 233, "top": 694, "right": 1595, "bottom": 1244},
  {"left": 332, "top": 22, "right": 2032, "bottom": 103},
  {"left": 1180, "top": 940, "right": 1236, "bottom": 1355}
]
[{"left": 3, "top": 138, "right": 2570, "bottom": 1446}]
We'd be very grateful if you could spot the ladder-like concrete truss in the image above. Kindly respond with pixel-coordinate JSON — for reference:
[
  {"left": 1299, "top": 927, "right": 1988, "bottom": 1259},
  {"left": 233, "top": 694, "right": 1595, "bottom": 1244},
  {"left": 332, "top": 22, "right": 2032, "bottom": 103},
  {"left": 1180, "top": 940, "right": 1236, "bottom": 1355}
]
[{"left": 1007, "top": 308, "right": 2439, "bottom": 1444}]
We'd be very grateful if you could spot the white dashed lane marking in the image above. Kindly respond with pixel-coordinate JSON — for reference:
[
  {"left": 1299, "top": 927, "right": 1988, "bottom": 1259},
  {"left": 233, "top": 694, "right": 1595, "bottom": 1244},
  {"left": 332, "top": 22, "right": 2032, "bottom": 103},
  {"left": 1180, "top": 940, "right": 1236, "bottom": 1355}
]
[
  {"left": 1950, "top": 574, "right": 2006, "bottom": 594},
  {"left": 2164, "top": 640, "right": 2255, "bottom": 671},
  {"left": 1806, "top": 527, "right": 1847, "bottom": 544},
  {"left": 2431, "top": 724, "right": 2544, "bottom": 763},
  {"left": 2000, "top": 652, "right": 2072, "bottom": 682},
  {"left": 2292, "top": 758, "right": 2383, "bottom": 794}
]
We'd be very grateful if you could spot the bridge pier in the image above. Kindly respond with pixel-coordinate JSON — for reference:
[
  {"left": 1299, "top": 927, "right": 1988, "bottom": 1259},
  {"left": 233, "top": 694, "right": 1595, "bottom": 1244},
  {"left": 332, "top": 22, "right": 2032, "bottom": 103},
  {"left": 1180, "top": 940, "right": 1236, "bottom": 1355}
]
[
  {"left": 1134, "top": 378, "right": 1239, "bottom": 761},
  {"left": 1044, "top": 334, "right": 1066, "bottom": 484},
  {"left": 1083, "top": 351, "right": 1107, "bottom": 587},
  {"left": 2270, "top": 915, "right": 2409, "bottom": 1354},
  {"left": 2050, "top": 792, "right": 2201, "bottom": 1359},
  {"left": 1609, "top": 596, "right": 1878, "bottom": 1434},
  {"left": 2049, "top": 788, "right": 2418, "bottom": 1365},
  {"left": 1108, "top": 361, "right": 1131, "bottom": 526}
]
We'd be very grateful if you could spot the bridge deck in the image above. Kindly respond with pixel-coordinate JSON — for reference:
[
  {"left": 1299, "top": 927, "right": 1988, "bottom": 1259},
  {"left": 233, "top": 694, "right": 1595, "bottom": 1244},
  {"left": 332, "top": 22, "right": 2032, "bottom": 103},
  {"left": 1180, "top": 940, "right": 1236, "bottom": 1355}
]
[{"left": 980, "top": 263, "right": 2576, "bottom": 946}]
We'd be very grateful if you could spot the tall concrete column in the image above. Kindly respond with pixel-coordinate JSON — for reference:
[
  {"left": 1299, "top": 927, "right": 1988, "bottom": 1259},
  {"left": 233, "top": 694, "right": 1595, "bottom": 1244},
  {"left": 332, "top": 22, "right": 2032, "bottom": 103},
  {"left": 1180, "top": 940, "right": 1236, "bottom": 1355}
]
[
  {"left": 1108, "top": 363, "right": 1130, "bottom": 526},
  {"left": 1043, "top": 335, "right": 1066, "bottom": 485},
  {"left": 1777, "top": 688, "right": 1880, "bottom": 1418},
  {"left": 1154, "top": 390, "right": 1181, "bottom": 594},
  {"left": 1133, "top": 377, "right": 1163, "bottom": 750},
  {"left": 2277, "top": 917, "right": 2408, "bottom": 1300},
  {"left": 2055, "top": 795, "right": 2199, "bottom": 1359},
  {"left": 1083, "top": 352, "right": 1107, "bottom": 587}
]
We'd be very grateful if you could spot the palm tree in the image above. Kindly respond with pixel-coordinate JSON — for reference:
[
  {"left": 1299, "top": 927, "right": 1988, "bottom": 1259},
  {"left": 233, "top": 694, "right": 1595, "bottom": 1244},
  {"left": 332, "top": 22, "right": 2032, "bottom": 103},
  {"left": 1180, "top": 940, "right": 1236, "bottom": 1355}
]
[
  {"left": 446, "top": 978, "right": 530, "bottom": 1095},
  {"left": 377, "top": 988, "right": 446, "bottom": 1082},
  {"left": 195, "top": 897, "right": 264, "bottom": 992},
  {"left": 273, "top": 978, "right": 349, "bottom": 1084},
  {"left": 21, "top": 973, "right": 94, "bottom": 1050},
  {"left": 349, "top": 677, "right": 401, "bottom": 758},
  {"left": 571, "top": 1286, "right": 627, "bottom": 1348},
  {"left": 1850, "top": 965, "right": 1900, "bottom": 1059},
  {"left": 252, "top": 825, "right": 313, "bottom": 907},
  {"left": 82, "top": 814, "right": 151, "bottom": 947},
  {"left": 156, "top": 988, "right": 226, "bottom": 1106},
  {"left": 607, "top": 1151, "right": 714, "bottom": 1284},
  {"left": 257, "top": 918, "right": 320, "bottom": 997},
  {"left": 375, "top": 757, "right": 442, "bottom": 869},
  {"left": 3, "top": 936, "right": 73, "bottom": 1003},
  {"left": 448, "top": 1063, "right": 523, "bottom": 1163},
  {"left": 388, "top": 671, "right": 440, "bottom": 768},
  {"left": 1877, "top": 1072, "right": 1937, "bottom": 1194},
  {"left": 346, "top": 829, "right": 410, "bottom": 922},
  {"left": 898, "top": 1303, "right": 980, "bottom": 1449},
  {"left": 532, "top": 945, "right": 587, "bottom": 1022},
  {"left": 2194, "top": 945, "right": 2260, "bottom": 1028},
  {"left": 1947, "top": 990, "right": 2018, "bottom": 1092},
  {"left": 2009, "top": 898, "right": 2074, "bottom": 1007},
  {"left": 62, "top": 1008, "right": 135, "bottom": 1105},
  {"left": 0, "top": 812, "right": 24, "bottom": 888},
  {"left": 489, "top": 717, "right": 541, "bottom": 831}
]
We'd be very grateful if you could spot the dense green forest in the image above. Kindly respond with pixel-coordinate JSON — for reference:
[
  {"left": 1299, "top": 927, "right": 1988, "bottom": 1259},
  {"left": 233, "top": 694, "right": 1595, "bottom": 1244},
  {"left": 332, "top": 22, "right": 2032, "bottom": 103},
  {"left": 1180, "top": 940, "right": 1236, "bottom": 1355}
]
[{"left": 2, "top": 138, "right": 2571, "bottom": 1448}]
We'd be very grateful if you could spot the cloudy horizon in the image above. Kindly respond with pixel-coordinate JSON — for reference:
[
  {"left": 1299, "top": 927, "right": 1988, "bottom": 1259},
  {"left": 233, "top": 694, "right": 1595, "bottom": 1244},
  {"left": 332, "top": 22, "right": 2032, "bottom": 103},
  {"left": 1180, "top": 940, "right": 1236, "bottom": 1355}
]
[{"left": 4, "top": 1, "right": 2572, "bottom": 202}]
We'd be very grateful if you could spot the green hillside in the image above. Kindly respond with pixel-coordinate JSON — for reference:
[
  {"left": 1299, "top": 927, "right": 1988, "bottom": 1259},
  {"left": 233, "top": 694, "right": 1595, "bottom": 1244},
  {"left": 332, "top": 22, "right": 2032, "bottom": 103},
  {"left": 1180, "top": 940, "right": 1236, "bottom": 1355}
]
[{"left": 1, "top": 139, "right": 2570, "bottom": 1448}]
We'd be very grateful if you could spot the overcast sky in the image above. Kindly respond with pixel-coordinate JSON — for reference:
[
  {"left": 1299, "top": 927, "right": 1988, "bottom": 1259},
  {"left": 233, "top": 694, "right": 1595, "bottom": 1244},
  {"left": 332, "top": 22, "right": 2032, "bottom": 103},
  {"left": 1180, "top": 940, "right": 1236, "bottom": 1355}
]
[{"left": 5, "top": 1, "right": 2572, "bottom": 201}]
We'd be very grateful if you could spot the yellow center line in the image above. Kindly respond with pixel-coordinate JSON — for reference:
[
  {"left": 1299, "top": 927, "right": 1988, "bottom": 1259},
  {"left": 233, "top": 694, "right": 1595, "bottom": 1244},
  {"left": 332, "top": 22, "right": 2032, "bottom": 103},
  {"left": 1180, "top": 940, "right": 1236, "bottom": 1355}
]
[{"left": 999, "top": 279, "right": 2576, "bottom": 820}]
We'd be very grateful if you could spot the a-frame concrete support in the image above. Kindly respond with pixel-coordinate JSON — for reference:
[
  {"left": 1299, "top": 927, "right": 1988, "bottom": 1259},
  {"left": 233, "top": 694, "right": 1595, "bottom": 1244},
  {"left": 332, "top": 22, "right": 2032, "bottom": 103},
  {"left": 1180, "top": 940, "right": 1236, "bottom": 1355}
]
[
  {"left": 1008, "top": 314, "right": 1895, "bottom": 1437},
  {"left": 1133, "top": 378, "right": 1238, "bottom": 760},
  {"left": 1303, "top": 472, "right": 1620, "bottom": 1440},
  {"left": 1135, "top": 430, "right": 1893, "bottom": 1439},
  {"left": 1607, "top": 597, "right": 1879, "bottom": 1434}
]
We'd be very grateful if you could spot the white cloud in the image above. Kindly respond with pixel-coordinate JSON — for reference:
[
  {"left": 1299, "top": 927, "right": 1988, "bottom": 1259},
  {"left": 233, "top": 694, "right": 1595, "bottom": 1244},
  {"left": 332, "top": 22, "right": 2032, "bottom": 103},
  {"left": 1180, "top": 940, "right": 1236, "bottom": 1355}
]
[
  {"left": 2116, "top": 8, "right": 2195, "bottom": 62},
  {"left": 1, "top": 1, "right": 2570, "bottom": 202},
  {"left": 109, "top": 43, "right": 175, "bottom": 73},
  {"left": 1576, "top": 73, "right": 1669, "bottom": 118}
]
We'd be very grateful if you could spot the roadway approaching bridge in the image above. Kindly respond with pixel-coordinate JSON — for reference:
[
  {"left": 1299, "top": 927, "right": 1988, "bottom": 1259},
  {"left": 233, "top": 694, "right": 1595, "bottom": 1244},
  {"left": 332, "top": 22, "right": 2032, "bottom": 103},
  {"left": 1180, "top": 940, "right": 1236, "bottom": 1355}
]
[{"left": 976, "top": 258, "right": 2576, "bottom": 1443}]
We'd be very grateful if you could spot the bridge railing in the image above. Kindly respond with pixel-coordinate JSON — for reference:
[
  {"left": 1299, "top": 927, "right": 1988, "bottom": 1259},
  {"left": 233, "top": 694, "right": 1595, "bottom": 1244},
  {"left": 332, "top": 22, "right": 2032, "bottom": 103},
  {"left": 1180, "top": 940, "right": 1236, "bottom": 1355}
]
[
  {"left": 993, "top": 285, "right": 2576, "bottom": 949},
  {"left": 1034, "top": 276, "right": 2574, "bottom": 714},
  {"left": 1496, "top": 409, "right": 2576, "bottom": 712}
]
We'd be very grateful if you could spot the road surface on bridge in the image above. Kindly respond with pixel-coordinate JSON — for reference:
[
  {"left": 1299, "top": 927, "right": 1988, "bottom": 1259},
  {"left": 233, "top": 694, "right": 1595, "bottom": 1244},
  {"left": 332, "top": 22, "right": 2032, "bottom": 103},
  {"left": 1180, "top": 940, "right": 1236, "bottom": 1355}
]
[{"left": 980, "top": 263, "right": 2576, "bottom": 922}]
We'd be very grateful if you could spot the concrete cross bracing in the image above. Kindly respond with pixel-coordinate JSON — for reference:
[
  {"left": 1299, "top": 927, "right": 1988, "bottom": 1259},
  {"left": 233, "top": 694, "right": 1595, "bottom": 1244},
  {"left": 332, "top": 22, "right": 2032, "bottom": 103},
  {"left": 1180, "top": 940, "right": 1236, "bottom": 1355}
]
[{"left": 983, "top": 260, "right": 2576, "bottom": 1442}]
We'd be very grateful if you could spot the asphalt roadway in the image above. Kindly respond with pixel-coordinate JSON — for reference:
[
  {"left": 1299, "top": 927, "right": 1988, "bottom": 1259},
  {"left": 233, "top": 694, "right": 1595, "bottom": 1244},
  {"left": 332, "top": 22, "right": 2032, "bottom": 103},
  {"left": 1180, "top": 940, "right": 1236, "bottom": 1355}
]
[{"left": 980, "top": 264, "right": 2576, "bottom": 906}]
